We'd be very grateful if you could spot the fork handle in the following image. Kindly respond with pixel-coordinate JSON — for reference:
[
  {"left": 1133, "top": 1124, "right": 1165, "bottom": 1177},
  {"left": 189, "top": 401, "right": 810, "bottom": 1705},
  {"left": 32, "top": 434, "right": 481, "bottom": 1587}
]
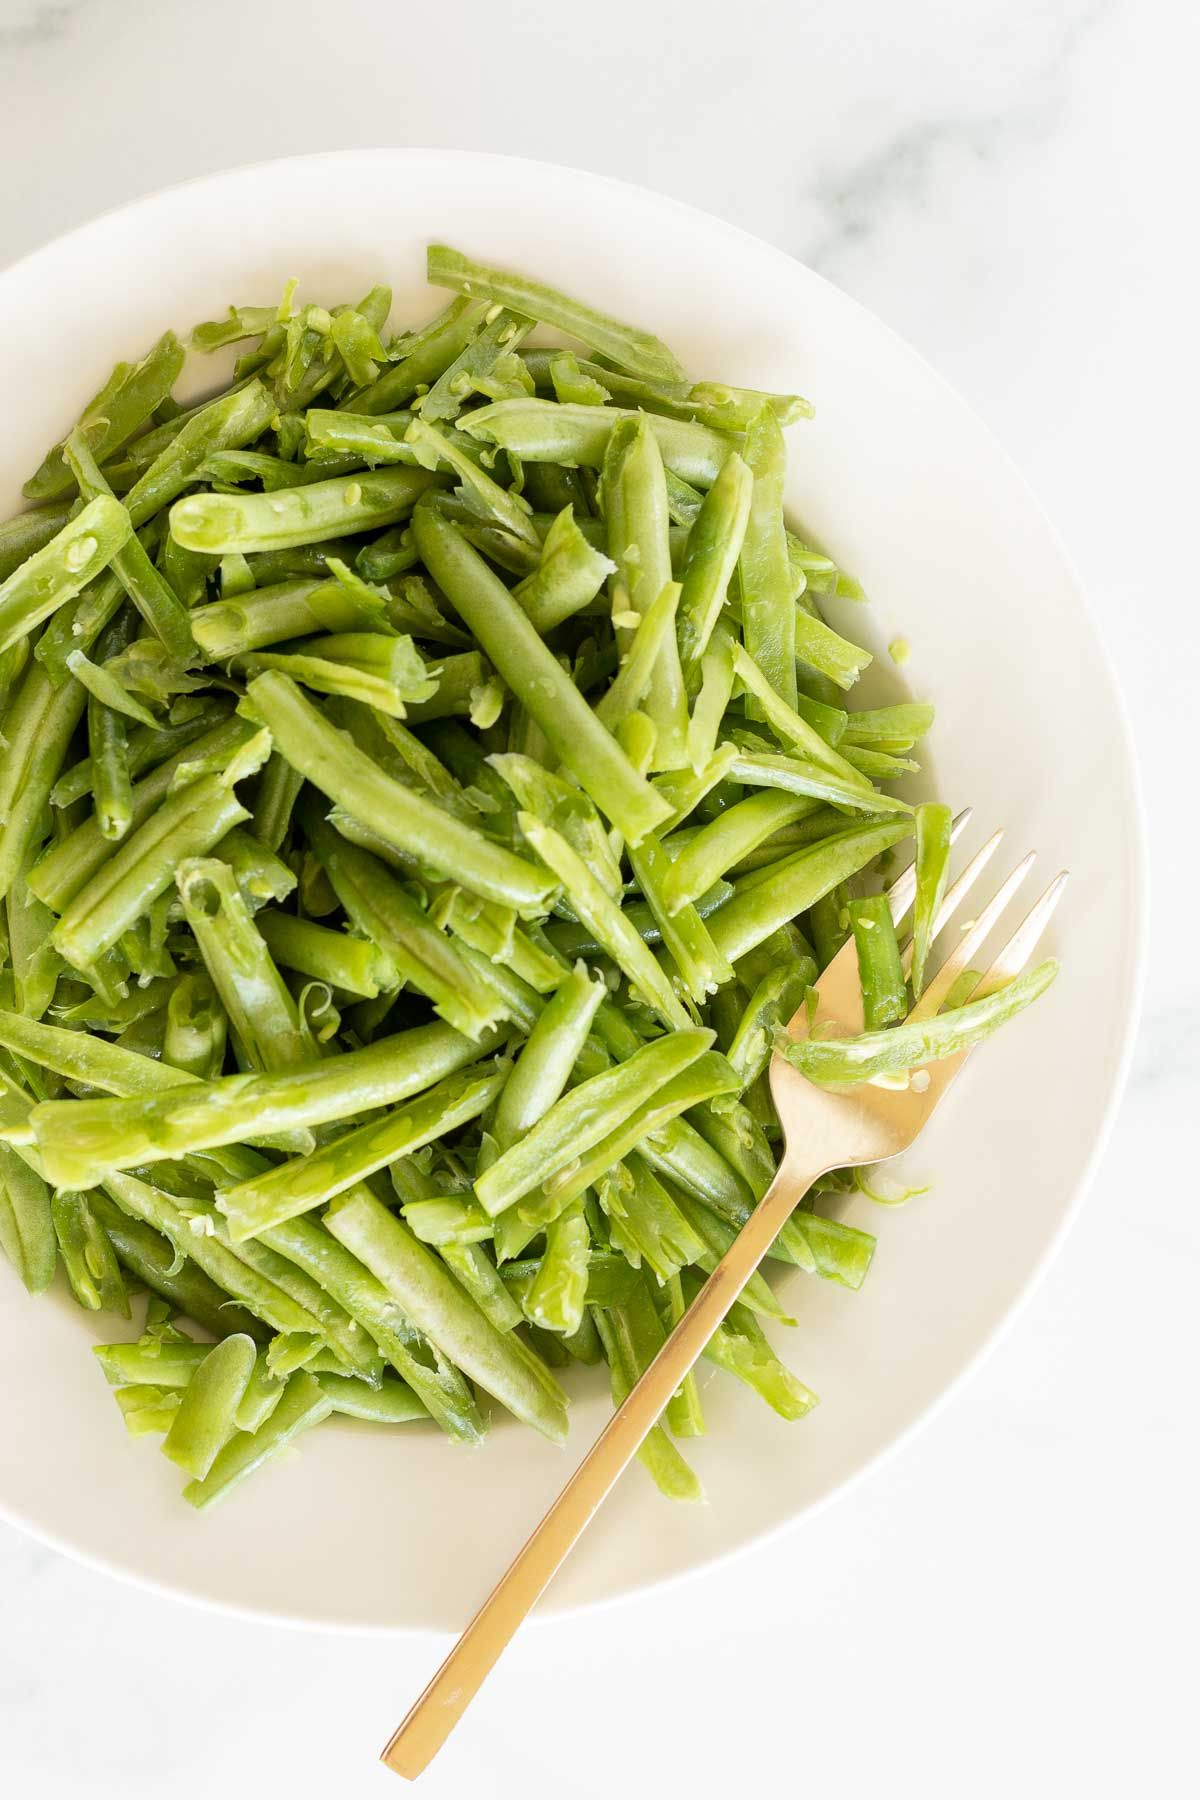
[{"left": 381, "top": 1149, "right": 819, "bottom": 1779}]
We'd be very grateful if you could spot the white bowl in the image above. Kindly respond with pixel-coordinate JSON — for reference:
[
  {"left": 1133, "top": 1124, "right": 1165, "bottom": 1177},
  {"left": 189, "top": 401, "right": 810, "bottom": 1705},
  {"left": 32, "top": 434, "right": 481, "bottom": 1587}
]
[{"left": 0, "top": 150, "right": 1143, "bottom": 1632}]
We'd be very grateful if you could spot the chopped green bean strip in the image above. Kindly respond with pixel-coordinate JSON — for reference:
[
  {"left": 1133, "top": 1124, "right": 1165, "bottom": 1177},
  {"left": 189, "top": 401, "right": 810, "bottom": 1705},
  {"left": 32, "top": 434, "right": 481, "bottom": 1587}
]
[
  {"left": 849, "top": 892, "right": 907, "bottom": 1028},
  {"left": 781, "top": 959, "right": 1059, "bottom": 1087},
  {"left": 183, "top": 1370, "right": 332, "bottom": 1510},
  {"left": 162, "top": 1333, "right": 256, "bottom": 1479},
  {"left": 427, "top": 245, "right": 685, "bottom": 384},
  {"left": 910, "top": 801, "right": 953, "bottom": 998}
]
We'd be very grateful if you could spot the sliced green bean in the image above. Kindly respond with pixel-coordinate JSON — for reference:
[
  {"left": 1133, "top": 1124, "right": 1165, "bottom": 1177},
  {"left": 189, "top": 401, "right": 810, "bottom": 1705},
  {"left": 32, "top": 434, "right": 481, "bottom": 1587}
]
[
  {"left": 519, "top": 814, "right": 690, "bottom": 1029},
  {"left": 910, "top": 801, "right": 953, "bottom": 998},
  {"left": 849, "top": 892, "right": 907, "bottom": 1028},
  {"left": 220, "top": 1062, "right": 506, "bottom": 1238},
  {"left": 427, "top": 245, "right": 685, "bottom": 384},
  {"left": 162, "top": 1334, "right": 256, "bottom": 1479},
  {"left": 0, "top": 495, "right": 132, "bottom": 657},
  {"left": 242, "top": 670, "right": 552, "bottom": 914},
  {"left": 170, "top": 468, "right": 438, "bottom": 555},
  {"left": 184, "top": 1370, "right": 332, "bottom": 1510},
  {"left": 512, "top": 505, "right": 613, "bottom": 633},
  {"left": 413, "top": 506, "right": 671, "bottom": 846},
  {"left": 325, "top": 1187, "right": 568, "bottom": 1443},
  {"left": 9, "top": 1018, "right": 498, "bottom": 1189}
]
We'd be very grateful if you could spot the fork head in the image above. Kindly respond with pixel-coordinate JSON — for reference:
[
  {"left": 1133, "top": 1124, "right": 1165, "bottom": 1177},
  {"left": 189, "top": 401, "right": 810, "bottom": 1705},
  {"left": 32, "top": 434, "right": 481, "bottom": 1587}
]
[{"left": 769, "top": 811, "right": 1067, "bottom": 1175}]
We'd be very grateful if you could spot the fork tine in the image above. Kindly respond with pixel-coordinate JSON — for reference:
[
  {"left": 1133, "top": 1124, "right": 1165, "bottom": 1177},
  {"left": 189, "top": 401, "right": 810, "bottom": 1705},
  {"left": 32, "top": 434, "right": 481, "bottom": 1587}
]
[
  {"left": 907, "top": 850, "right": 1036, "bottom": 1021},
  {"left": 885, "top": 806, "right": 973, "bottom": 925},
  {"left": 898, "top": 826, "right": 1005, "bottom": 976},
  {"left": 971, "top": 871, "right": 1069, "bottom": 997}
]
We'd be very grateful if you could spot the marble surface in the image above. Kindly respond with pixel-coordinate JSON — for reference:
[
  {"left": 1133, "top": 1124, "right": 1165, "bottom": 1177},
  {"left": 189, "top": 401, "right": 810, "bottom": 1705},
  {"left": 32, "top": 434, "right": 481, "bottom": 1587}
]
[{"left": 0, "top": 2, "right": 1195, "bottom": 1795}]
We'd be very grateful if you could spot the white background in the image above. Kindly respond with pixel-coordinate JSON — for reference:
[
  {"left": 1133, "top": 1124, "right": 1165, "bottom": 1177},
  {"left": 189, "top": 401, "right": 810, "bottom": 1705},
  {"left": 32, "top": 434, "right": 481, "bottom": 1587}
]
[{"left": 1, "top": 2, "right": 1196, "bottom": 1795}]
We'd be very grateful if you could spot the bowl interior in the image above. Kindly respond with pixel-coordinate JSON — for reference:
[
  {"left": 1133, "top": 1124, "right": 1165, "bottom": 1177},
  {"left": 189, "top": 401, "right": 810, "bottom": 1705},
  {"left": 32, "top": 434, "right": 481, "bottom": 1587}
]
[{"left": 0, "top": 150, "right": 1141, "bottom": 1631}]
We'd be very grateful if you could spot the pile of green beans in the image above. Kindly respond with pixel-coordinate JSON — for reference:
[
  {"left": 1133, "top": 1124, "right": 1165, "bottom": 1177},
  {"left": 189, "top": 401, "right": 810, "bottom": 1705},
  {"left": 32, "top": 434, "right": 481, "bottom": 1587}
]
[{"left": 0, "top": 246, "right": 1054, "bottom": 1511}]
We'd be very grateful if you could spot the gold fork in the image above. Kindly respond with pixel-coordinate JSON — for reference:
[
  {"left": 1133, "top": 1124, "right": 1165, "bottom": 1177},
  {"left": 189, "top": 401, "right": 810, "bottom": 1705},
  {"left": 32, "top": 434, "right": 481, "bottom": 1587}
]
[{"left": 382, "top": 815, "right": 1067, "bottom": 1778}]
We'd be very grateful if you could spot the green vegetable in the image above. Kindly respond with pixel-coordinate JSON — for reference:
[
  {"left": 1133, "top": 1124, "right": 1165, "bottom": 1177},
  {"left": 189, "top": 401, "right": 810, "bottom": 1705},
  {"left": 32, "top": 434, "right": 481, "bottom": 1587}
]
[
  {"left": 910, "top": 801, "right": 953, "bottom": 998},
  {"left": 0, "top": 251, "right": 1058, "bottom": 1513},
  {"left": 779, "top": 960, "right": 1059, "bottom": 1085}
]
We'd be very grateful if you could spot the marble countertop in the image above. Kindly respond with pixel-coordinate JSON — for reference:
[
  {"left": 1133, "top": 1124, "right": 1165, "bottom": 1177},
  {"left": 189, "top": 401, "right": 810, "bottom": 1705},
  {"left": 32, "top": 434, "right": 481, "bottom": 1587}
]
[{"left": 1, "top": 2, "right": 1195, "bottom": 1796}]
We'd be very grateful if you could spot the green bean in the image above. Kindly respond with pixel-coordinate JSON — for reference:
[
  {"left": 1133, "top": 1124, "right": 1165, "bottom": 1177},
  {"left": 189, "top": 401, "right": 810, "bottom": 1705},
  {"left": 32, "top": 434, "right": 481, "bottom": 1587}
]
[
  {"left": 438, "top": 1241, "right": 524, "bottom": 1332},
  {"left": 406, "top": 417, "right": 538, "bottom": 546},
  {"left": 596, "top": 1154, "right": 707, "bottom": 1286},
  {"left": 175, "top": 857, "right": 313, "bottom": 1074},
  {"left": 162, "top": 971, "right": 227, "bottom": 1079},
  {"left": 88, "top": 691, "right": 132, "bottom": 842},
  {"left": 95, "top": 1337, "right": 212, "bottom": 1388},
  {"left": 783, "top": 958, "right": 1059, "bottom": 1086},
  {"left": 684, "top": 629, "right": 736, "bottom": 772},
  {"left": 793, "top": 607, "right": 872, "bottom": 691},
  {"left": 27, "top": 332, "right": 186, "bottom": 503},
  {"left": 721, "top": 963, "right": 814, "bottom": 1104},
  {"left": 519, "top": 814, "right": 690, "bottom": 1029},
  {"left": 303, "top": 802, "right": 518, "bottom": 1036},
  {"left": 488, "top": 754, "right": 622, "bottom": 900},
  {"left": 242, "top": 671, "right": 552, "bottom": 914},
  {"left": 840, "top": 702, "right": 936, "bottom": 753},
  {"left": 526, "top": 1201, "right": 589, "bottom": 1335},
  {"left": 122, "top": 381, "right": 278, "bottom": 527},
  {"left": 848, "top": 892, "right": 906, "bottom": 1028},
  {"left": 8, "top": 1017, "right": 499, "bottom": 1190},
  {"left": 403, "top": 1196, "right": 495, "bottom": 1247},
  {"left": 317, "top": 1373, "right": 427, "bottom": 1424},
  {"left": 220, "top": 1062, "right": 506, "bottom": 1238},
  {"left": 734, "top": 407, "right": 796, "bottom": 714},
  {"left": 0, "top": 1008, "right": 192, "bottom": 1096},
  {"left": 503, "top": 1052, "right": 738, "bottom": 1240},
  {"left": 592, "top": 1281, "right": 701, "bottom": 1501},
  {"left": 162, "top": 1334, "right": 256, "bottom": 1479},
  {"left": 0, "top": 502, "right": 72, "bottom": 582},
  {"left": 88, "top": 1191, "right": 266, "bottom": 1340},
  {"left": 413, "top": 506, "right": 671, "bottom": 845},
  {"left": 51, "top": 1189, "right": 130, "bottom": 1315},
  {"left": 512, "top": 505, "right": 613, "bottom": 633},
  {"left": 728, "top": 747, "right": 908, "bottom": 817},
  {"left": 427, "top": 245, "right": 685, "bottom": 384},
  {"left": 910, "top": 801, "right": 953, "bottom": 998},
  {"left": 31, "top": 709, "right": 255, "bottom": 913},
  {"left": 0, "top": 495, "right": 132, "bottom": 657},
  {"left": 492, "top": 960, "right": 605, "bottom": 1150},
  {"left": 677, "top": 451, "right": 752, "bottom": 669},
  {"left": 257, "top": 1211, "right": 483, "bottom": 1442},
  {"left": 6, "top": 857, "right": 62, "bottom": 1023},
  {"left": 523, "top": 348, "right": 811, "bottom": 431},
  {"left": 190, "top": 579, "right": 331, "bottom": 656},
  {"left": 661, "top": 792, "right": 819, "bottom": 915},
  {"left": 594, "top": 579, "right": 683, "bottom": 736},
  {"left": 478, "top": 1029, "right": 712, "bottom": 1217},
  {"left": 170, "top": 467, "right": 438, "bottom": 555},
  {"left": 459, "top": 398, "right": 737, "bottom": 488},
  {"left": 239, "top": 631, "right": 435, "bottom": 720},
  {"left": 603, "top": 415, "right": 687, "bottom": 767},
  {"left": 64, "top": 434, "right": 195, "bottom": 659},
  {"left": 183, "top": 1370, "right": 332, "bottom": 1510},
  {"left": 706, "top": 820, "right": 911, "bottom": 965},
  {"left": 255, "top": 908, "right": 384, "bottom": 999},
  {"left": 680, "top": 1273, "right": 816, "bottom": 1419},
  {"left": 0, "top": 1139, "right": 55, "bottom": 1295},
  {"left": 325, "top": 1187, "right": 568, "bottom": 1442},
  {"left": 0, "top": 662, "right": 88, "bottom": 904},
  {"left": 346, "top": 297, "right": 484, "bottom": 414},
  {"left": 102, "top": 1169, "right": 342, "bottom": 1340},
  {"left": 654, "top": 1269, "right": 705, "bottom": 1437},
  {"left": 51, "top": 735, "right": 265, "bottom": 976}
]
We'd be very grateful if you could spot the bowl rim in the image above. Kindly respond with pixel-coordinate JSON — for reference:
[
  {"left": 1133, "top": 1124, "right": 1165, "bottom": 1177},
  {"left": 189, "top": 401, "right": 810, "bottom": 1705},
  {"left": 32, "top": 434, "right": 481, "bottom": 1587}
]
[{"left": 0, "top": 146, "right": 1148, "bottom": 1636}]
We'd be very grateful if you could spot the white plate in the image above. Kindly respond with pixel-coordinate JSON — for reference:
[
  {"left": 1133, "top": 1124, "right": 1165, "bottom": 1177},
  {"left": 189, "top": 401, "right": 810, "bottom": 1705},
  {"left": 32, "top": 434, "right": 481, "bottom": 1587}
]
[{"left": 0, "top": 150, "right": 1143, "bottom": 1633}]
